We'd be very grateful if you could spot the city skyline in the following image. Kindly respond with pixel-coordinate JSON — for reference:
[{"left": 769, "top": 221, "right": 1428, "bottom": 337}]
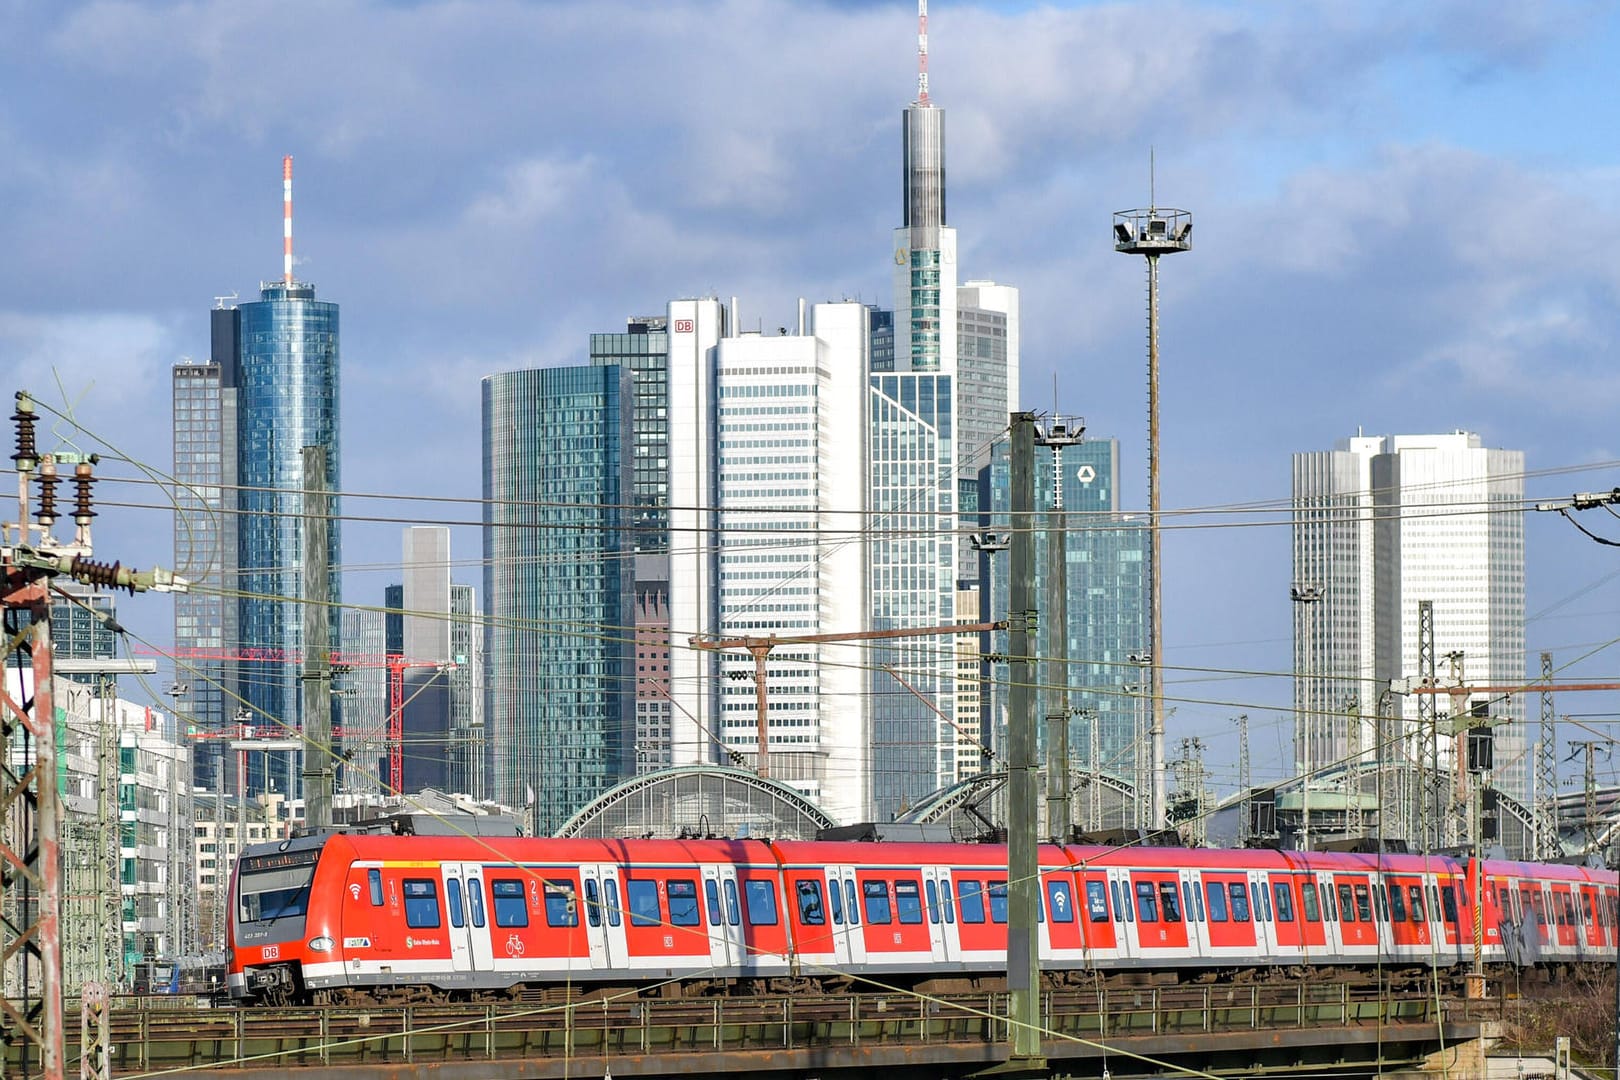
[{"left": 6, "top": 0, "right": 1619, "bottom": 798}]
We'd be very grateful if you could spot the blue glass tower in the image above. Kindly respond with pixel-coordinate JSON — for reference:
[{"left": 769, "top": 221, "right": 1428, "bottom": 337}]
[
  {"left": 990, "top": 438, "right": 1148, "bottom": 793},
  {"left": 482, "top": 365, "right": 635, "bottom": 832},
  {"left": 235, "top": 279, "right": 341, "bottom": 797}
]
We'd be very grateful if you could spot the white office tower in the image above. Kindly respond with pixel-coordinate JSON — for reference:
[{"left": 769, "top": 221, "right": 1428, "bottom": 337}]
[
  {"left": 1291, "top": 432, "right": 1526, "bottom": 805},
  {"left": 666, "top": 298, "right": 727, "bottom": 770},
  {"left": 403, "top": 526, "right": 451, "bottom": 662},
  {"left": 666, "top": 300, "right": 872, "bottom": 823}
]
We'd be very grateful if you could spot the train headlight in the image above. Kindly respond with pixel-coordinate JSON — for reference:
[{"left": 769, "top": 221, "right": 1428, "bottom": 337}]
[{"left": 307, "top": 936, "right": 333, "bottom": 952}]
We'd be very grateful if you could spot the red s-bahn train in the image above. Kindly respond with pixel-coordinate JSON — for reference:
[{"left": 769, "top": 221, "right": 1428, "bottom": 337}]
[{"left": 227, "top": 830, "right": 1619, "bottom": 1005}]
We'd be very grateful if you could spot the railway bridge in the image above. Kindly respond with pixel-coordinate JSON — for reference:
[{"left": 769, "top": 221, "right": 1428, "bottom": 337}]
[{"left": 34, "top": 982, "right": 1502, "bottom": 1079}]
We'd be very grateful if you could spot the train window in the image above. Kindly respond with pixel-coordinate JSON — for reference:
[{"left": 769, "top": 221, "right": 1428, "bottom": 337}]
[
  {"left": 606, "top": 879, "right": 622, "bottom": 928},
  {"left": 1301, "top": 882, "right": 1320, "bottom": 923},
  {"left": 403, "top": 879, "right": 441, "bottom": 929},
  {"left": 896, "top": 880, "right": 924, "bottom": 925},
  {"left": 1440, "top": 886, "right": 1458, "bottom": 924},
  {"left": 668, "top": 880, "right": 701, "bottom": 927},
  {"left": 843, "top": 880, "right": 857, "bottom": 926},
  {"left": 1273, "top": 882, "right": 1295, "bottom": 923},
  {"left": 925, "top": 880, "right": 940, "bottom": 924},
  {"left": 368, "top": 869, "right": 383, "bottom": 907},
  {"left": 828, "top": 878, "right": 844, "bottom": 924},
  {"left": 1047, "top": 880, "right": 1074, "bottom": 923},
  {"left": 1193, "top": 883, "right": 1205, "bottom": 922},
  {"left": 1182, "top": 881, "right": 1196, "bottom": 922},
  {"left": 1495, "top": 888, "right": 1510, "bottom": 920},
  {"left": 1388, "top": 883, "right": 1407, "bottom": 922},
  {"left": 705, "top": 880, "right": 722, "bottom": 926},
  {"left": 1354, "top": 884, "right": 1372, "bottom": 923},
  {"left": 626, "top": 880, "right": 661, "bottom": 927},
  {"left": 447, "top": 879, "right": 466, "bottom": 929},
  {"left": 943, "top": 882, "right": 955, "bottom": 923},
  {"left": 724, "top": 879, "right": 741, "bottom": 926},
  {"left": 1258, "top": 882, "right": 1272, "bottom": 922},
  {"left": 1582, "top": 893, "right": 1594, "bottom": 926},
  {"left": 1159, "top": 882, "right": 1181, "bottom": 923},
  {"left": 492, "top": 879, "right": 529, "bottom": 928},
  {"left": 584, "top": 880, "right": 601, "bottom": 928},
  {"left": 469, "top": 878, "right": 485, "bottom": 928},
  {"left": 1373, "top": 882, "right": 1387, "bottom": 922},
  {"left": 1409, "top": 886, "right": 1425, "bottom": 922},
  {"left": 1205, "top": 881, "right": 1228, "bottom": 922},
  {"left": 1087, "top": 881, "right": 1109, "bottom": 923},
  {"left": 989, "top": 881, "right": 1010, "bottom": 924},
  {"left": 959, "top": 880, "right": 985, "bottom": 924},
  {"left": 1559, "top": 893, "right": 1573, "bottom": 927},
  {"left": 1336, "top": 884, "right": 1355, "bottom": 923},
  {"left": 1135, "top": 881, "right": 1159, "bottom": 924},
  {"left": 1429, "top": 885, "right": 1440, "bottom": 917},
  {"left": 1109, "top": 880, "right": 1126, "bottom": 922},
  {"left": 745, "top": 881, "right": 779, "bottom": 926},
  {"left": 797, "top": 880, "right": 827, "bottom": 926},
  {"left": 1529, "top": 891, "right": 1544, "bottom": 924},
  {"left": 864, "top": 881, "right": 894, "bottom": 924},
  {"left": 545, "top": 881, "right": 579, "bottom": 928},
  {"left": 1320, "top": 880, "right": 1335, "bottom": 922},
  {"left": 1227, "top": 882, "right": 1249, "bottom": 923}
]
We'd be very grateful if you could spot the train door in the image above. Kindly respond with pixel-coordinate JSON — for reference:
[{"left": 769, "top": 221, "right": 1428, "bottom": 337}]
[
  {"left": 1579, "top": 886, "right": 1603, "bottom": 954},
  {"left": 441, "top": 864, "right": 474, "bottom": 974},
  {"left": 702, "top": 863, "right": 737, "bottom": 973},
  {"left": 920, "top": 867, "right": 951, "bottom": 964},
  {"left": 460, "top": 866, "right": 494, "bottom": 973},
  {"left": 829, "top": 867, "right": 866, "bottom": 967},
  {"left": 580, "top": 865, "right": 615, "bottom": 971},
  {"left": 1106, "top": 870, "right": 1136, "bottom": 963}
]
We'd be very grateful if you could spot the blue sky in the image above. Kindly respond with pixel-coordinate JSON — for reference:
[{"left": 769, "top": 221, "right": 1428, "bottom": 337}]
[{"left": 3, "top": 0, "right": 1618, "bottom": 796}]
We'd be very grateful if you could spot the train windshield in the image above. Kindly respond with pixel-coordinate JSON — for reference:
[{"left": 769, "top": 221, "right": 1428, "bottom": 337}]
[{"left": 237, "top": 848, "right": 319, "bottom": 923}]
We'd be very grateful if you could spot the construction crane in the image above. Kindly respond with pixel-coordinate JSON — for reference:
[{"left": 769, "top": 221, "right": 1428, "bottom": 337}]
[
  {"left": 138, "top": 646, "right": 452, "bottom": 794},
  {"left": 690, "top": 620, "right": 1006, "bottom": 778}
]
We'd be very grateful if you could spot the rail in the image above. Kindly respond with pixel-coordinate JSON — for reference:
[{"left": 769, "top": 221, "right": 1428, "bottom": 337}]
[{"left": 31, "top": 983, "right": 1499, "bottom": 1076}]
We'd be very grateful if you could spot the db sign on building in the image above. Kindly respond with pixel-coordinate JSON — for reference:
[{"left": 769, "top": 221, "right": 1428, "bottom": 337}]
[{"left": 673, "top": 319, "right": 694, "bottom": 333}]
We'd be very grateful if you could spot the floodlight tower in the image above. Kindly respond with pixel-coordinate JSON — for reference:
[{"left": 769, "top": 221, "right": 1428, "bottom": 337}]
[{"left": 1113, "top": 175, "right": 1191, "bottom": 831}]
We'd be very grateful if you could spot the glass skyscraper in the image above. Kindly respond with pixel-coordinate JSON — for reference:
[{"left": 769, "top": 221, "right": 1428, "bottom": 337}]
[
  {"left": 172, "top": 315, "right": 240, "bottom": 786},
  {"left": 989, "top": 438, "right": 1149, "bottom": 796},
  {"left": 482, "top": 365, "right": 635, "bottom": 831},
  {"left": 235, "top": 279, "right": 341, "bottom": 797},
  {"left": 868, "top": 371, "right": 957, "bottom": 819}
]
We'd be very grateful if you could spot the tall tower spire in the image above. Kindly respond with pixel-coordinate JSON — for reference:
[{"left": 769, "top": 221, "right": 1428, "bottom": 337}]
[
  {"left": 917, "top": 0, "right": 929, "bottom": 105},
  {"left": 282, "top": 155, "right": 294, "bottom": 284},
  {"left": 894, "top": 0, "right": 953, "bottom": 373}
]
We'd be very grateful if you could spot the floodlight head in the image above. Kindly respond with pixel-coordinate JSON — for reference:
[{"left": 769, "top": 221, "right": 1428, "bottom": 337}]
[
  {"left": 1173, "top": 221, "right": 1192, "bottom": 242},
  {"left": 1114, "top": 222, "right": 1134, "bottom": 244}
]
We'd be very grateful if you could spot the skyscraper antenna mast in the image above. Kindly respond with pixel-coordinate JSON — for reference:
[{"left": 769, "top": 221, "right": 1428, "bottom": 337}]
[
  {"left": 282, "top": 155, "right": 294, "bottom": 285},
  {"left": 916, "top": 0, "right": 929, "bottom": 104}
]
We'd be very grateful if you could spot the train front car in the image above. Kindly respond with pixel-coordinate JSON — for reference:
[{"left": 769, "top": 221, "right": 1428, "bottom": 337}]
[{"left": 227, "top": 832, "right": 347, "bottom": 1004}]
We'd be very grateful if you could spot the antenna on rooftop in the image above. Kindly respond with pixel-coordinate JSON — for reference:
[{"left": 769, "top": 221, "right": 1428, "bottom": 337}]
[
  {"left": 916, "top": 0, "right": 929, "bottom": 104},
  {"left": 282, "top": 155, "right": 294, "bottom": 284}
]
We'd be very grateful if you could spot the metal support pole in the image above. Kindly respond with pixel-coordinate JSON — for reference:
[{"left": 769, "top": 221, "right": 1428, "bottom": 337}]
[
  {"left": 1145, "top": 253, "right": 1166, "bottom": 831},
  {"left": 1005, "top": 412, "right": 1043, "bottom": 1068},
  {"left": 300, "top": 446, "right": 333, "bottom": 830},
  {"left": 751, "top": 645, "right": 770, "bottom": 778}
]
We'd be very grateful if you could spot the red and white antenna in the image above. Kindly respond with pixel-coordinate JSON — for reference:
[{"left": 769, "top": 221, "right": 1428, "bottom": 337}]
[
  {"left": 282, "top": 155, "right": 294, "bottom": 284},
  {"left": 916, "top": 0, "right": 929, "bottom": 104}
]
